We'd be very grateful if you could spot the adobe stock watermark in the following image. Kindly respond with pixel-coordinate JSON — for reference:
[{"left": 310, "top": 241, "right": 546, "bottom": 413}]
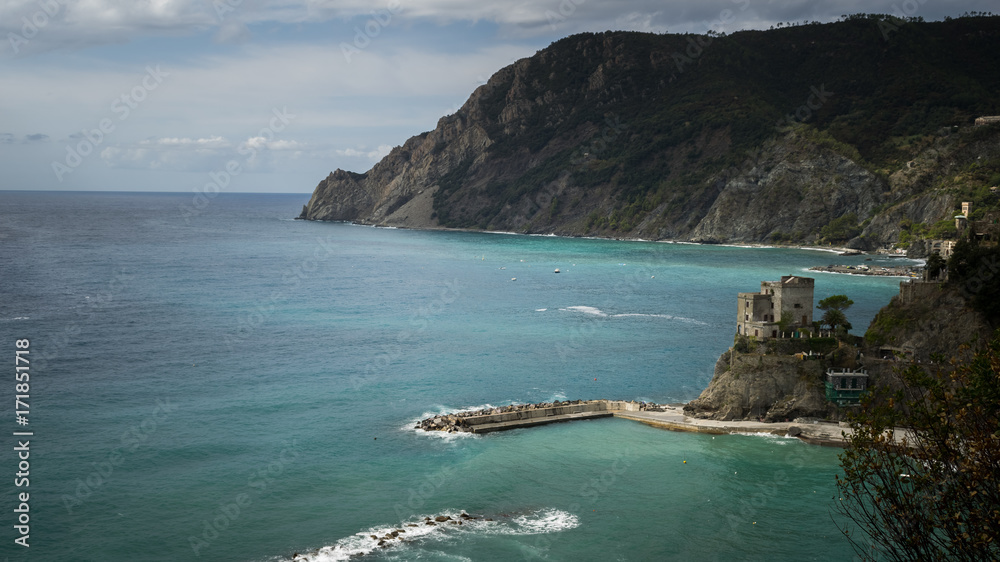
[
  {"left": 878, "top": 0, "right": 930, "bottom": 41},
  {"left": 774, "top": 84, "right": 834, "bottom": 128},
  {"left": 340, "top": 0, "right": 403, "bottom": 63},
  {"left": 542, "top": 0, "right": 586, "bottom": 30},
  {"left": 32, "top": 267, "right": 133, "bottom": 374},
  {"left": 188, "top": 440, "right": 300, "bottom": 557},
  {"left": 349, "top": 279, "right": 460, "bottom": 390},
  {"left": 522, "top": 447, "right": 638, "bottom": 559},
  {"left": 721, "top": 442, "right": 807, "bottom": 538},
  {"left": 716, "top": 82, "right": 835, "bottom": 183},
  {"left": 671, "top": 0, "right": 750, "bottom": 74},
  {"left": 554, "top": 264, "right": 655, "bottom": 361},
  {"left": 958, "top": 252, "right": 1000, "bottom": 301},
  {"left": 222, "top": 233, "right": 336, "bottom": 350},
  {"left": 61, "top": 398, "right": 179, "bottom": 514},
  {"left": 393, "top": 463, "right": 459, "bottom": 522},
  {"left": 212, "top": 0, "right": 243, "bottom": 21},
  {"left": 528, "top": 114, "right": 627, "bottom": 224},
  {"left": 179, "top": 106, "right": 294, "bottom": 223},
  {"left": 7, "top": 0, "right": 62, "bottom": 55},
  {"left": 51, "top": 65, "right": 169, "bottom": 182}
]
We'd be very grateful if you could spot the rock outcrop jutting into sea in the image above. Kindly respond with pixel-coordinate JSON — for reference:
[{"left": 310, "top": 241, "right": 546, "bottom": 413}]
[
  {"left": 684, "top": 279, "right": 997, "bottom": 422},
  {"left": 300, "top": 17, "right": 1000, "bottom": 248}
]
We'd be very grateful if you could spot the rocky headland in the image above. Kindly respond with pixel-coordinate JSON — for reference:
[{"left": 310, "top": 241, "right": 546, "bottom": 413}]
[
  {"left": 684, "top": 279, "right": 996, "bottom": 423},
  {"left": 300, "top": 17, "right": 1000, "bottom": 252}
]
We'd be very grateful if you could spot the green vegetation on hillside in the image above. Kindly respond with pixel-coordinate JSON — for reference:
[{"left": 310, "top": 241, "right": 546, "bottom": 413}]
[
  {"left": 837, "top": 328, "right": 1000, "bottom": 560},
  {"left": 431, "top": 15, "right": 1000, "bottom": 240}
]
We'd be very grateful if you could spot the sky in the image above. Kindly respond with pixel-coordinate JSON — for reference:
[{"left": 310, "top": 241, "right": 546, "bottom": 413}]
[{"left": 0, "top": 0, "right": 993, "bottom": 193}]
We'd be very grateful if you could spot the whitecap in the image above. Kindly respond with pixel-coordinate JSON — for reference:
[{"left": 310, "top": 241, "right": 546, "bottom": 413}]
[
  {"left": 284, "top": 509, "right": 578, "bottom": 561},
  {"left": 542, "top": 392, "right": 568, "bottom": 403},
  {"left": 535, "top": 308, "right": 547, "bottom": 312},
  {"left": 559, "top": 306, "right": 607, "bottom": 317},
  {"left": 288, "top": 517, "right": 447, "bottom": 561},
  {"left": 403, "top": 402, "right": 519, "bottom": 439},
  {"left": 611, "top": 313, "right": 708, "bottom": 325},
  {"left": 740, "top": 432, "right": 801, "bottom": 443},
  {"left": 560, "top": 307, "right": 707, "bottom": 325},
  {"left": 479, "top": 508, "right": 581, "bottom": 536}
]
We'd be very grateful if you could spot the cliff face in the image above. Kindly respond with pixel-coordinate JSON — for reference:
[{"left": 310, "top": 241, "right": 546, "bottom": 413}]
[
  {"left": 687, "top": 132, "right": 885, "bottom": 244},
  {"left": 683, "top": 350, "right": 834, "bottom": 422},
  {"left": 301, "top": 17, "right": 1000, "bottom": 246},
  {"left": 864, "top": 282, "right": 995, "bottom": 363},
  {"left": 302, "top": 111, "right": 494, "bottom": 228}
]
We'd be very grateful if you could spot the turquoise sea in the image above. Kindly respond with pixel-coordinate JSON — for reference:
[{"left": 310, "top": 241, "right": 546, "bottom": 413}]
[{"left": 1, "top": 191, "right": 915, "bottom": 561}]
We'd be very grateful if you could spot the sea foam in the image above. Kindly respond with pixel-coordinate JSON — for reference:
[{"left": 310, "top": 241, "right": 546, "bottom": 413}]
[{"left": 286, "top": 508, "right": 580, "bottom": 561}]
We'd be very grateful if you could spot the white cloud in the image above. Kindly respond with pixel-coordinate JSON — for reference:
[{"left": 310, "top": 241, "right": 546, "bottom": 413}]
[
  {"left": 4, "top": 0, "right": 997, "bottom": 192},
  {"left": 336, "top": 144, "right": 392, "bottom": 159},
  {"left": 139, "top": 136, "right": 231, "bottom": 148},
  {"left": 2, "top": 0, "right": 997, "bottom": 58},
  {"left": 99, "top": 134, "right": 327, "bottom": 172},
  {"left": 102, "top": 136, "right": 237, "bottom": 170},
  {"left": 12, "top": 0, "right": 992, "bottom": 54}
]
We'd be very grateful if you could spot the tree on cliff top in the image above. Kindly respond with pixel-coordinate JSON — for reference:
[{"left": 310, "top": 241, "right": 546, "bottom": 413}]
[
  {"left": 818, "top": 294, "right": 854, "bottom": 334},
  {"left": 835, "top": 330, "right": 1000, "bottom": 561}
]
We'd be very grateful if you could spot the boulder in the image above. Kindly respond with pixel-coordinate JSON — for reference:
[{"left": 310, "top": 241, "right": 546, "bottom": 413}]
[{"left": 434, "top": 515, "right": 451, "bottom": 522}]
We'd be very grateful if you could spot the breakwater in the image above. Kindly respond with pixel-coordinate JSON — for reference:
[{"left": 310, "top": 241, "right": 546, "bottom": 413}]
[
  {"left": 809, "top": 264, "right": 920, "bottom": 277},
  {"left": 417, "top": 400, "right": 657, "bottom": 434},
  {"left": 417, "top": 401, "right": 854, "bottom": 445}
]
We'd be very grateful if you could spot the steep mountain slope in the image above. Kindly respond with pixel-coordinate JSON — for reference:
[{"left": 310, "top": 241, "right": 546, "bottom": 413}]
[{"left": 300, "top": 16, "right": 1000, "bottom": 247}]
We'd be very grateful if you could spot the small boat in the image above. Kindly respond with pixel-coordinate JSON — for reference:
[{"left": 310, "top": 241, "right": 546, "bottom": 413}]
[{"left": 554, "top": 269, "right": 560, "bottom": 273}]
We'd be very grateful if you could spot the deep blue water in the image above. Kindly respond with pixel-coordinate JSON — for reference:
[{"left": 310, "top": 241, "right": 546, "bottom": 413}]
[{"left": 0, "top": 191, "right": 913, "bottom": 561}]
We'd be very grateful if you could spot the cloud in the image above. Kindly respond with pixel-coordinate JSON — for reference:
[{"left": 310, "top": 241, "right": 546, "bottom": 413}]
[
  {"left": 101, "top": 136, "right": 235, "bottom": 171},
  {"left": 7, "top": 0, "right": 994, "bottom": 54},
  {"left": 335, "top": 144, "right": 393, "bottom": 160},
  {"left": 2, "top": 0, "right": 996, "bottom": 61},
  {"left": 99, "top": 135, "right": 319, "bottom": 171},
  {"left": 0, "top": 132, "right": 50, "bottom": 143},
  {"left": 139, "top": 136, "right": 231, "bottom": 148}
]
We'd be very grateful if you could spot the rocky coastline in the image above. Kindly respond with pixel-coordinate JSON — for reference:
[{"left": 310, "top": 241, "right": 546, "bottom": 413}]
[
  {"left": 809, "top": 264, "right": 921, "bottom": 277},
  {"left": 290, "top": 512, "right": 491, "bottom": 560}
]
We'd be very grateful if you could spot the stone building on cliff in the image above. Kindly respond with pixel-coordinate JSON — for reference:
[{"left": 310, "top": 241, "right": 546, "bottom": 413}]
[{"left": 736, "top": 276, "right": 815, "bottom": 339}]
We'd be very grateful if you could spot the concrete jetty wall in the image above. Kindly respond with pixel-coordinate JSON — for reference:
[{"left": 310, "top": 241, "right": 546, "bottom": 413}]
[
  {"left": 417, "top": 400, "right": 644, "bottom": 434},
  {"left": 417, "top": 401, "right": 854, "bottom": 446}
]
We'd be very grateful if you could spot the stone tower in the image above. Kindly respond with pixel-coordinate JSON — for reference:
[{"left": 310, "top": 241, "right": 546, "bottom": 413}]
[{"left": 737, "top": 276, "right": 815, "bottom": 339}]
